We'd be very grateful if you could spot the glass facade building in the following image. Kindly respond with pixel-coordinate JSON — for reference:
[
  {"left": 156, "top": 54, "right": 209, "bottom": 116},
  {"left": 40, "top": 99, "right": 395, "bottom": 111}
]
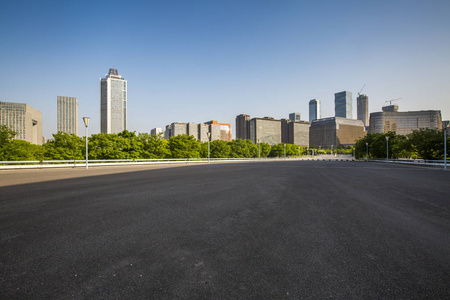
[
  {"left": 334, "top": 91, "right": 353, "bottom": 119},
  {"left": 100, "top": 68, "right": 127, "bottom": 134},
  {"left": 309, "top": 99, "right": 321, "bottom": 122}
]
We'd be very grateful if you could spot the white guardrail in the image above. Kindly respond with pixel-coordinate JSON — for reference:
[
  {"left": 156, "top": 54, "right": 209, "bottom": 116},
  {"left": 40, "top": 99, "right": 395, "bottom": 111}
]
[
  {"left": 368, "top": 158, "right": 448, "bottom": 168},
  {"left": 0, "top": 155, "right": 357, "bottom": 170}
]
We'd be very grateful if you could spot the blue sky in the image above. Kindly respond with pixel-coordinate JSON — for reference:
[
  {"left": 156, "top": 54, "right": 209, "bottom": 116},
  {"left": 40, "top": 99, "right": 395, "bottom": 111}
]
[{"left": 1, "top": 0, "right": 449, "bottom": 139}]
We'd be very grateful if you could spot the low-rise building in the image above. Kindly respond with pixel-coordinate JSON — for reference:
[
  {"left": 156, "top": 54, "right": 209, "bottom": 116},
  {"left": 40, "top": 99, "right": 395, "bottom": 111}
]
[
  {"left": 309, "top": 117, "right": 365, "bottom": 148},
  {"left": 249, "top": 117, "right": 282, "bottom": 145},
  {"left": 369, "top": 105, "right": 442, "bottom": 135}
]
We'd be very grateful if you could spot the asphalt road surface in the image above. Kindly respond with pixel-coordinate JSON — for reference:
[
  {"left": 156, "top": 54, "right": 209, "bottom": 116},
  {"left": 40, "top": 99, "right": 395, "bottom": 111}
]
[{"left": 1, "top": 161, "right": 449, "bottom": 299}]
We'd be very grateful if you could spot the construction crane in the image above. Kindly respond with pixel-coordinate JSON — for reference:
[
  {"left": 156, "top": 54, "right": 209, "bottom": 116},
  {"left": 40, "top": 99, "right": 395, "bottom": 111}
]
[
  {"left": 358, "top": 84, "right": 366, "bottom": 96},
  {"left": 385, "top": 98, "right": 402, "bottom": 105}
]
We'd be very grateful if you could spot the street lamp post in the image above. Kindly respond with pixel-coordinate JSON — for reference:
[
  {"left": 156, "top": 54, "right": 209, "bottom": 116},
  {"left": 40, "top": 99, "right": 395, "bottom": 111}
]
[
  {"left": 331, "top": 145, "right": 333, "bottom": 155},
  {"left": 386, "top": 136, "right": 389, "bottom": 163},
  {"left": 83, "top": 117, "right": 90, "bottom": 169},
  {"left": 207, "top": 132, "right": 211, "bottom": 163},
  {"left": 284, "top": 144, "right": 286, "bottom": 160},
  {"left": 258, "top": 139, "right": 260, "bottom": 161},
  {"left": 365, "top": 142, "right": 369, "bottom": 162},
  {"left": 444, "top": 124, "right": 448, "bottom": 170}
]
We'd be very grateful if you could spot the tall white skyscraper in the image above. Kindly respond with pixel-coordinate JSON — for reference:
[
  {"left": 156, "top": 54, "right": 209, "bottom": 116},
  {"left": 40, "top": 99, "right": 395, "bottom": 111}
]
[
  {"left": 100, "top": 67, "right": 127, "bottom": 134},
  {"left": 335, "top": 91, "right": 353, "bottom": 118},
  {"left": 309, "top": 99, "right": 321, "bottom": 122},
  {"left": 57, "top": 96, "right": 78, "bottom": 135}
]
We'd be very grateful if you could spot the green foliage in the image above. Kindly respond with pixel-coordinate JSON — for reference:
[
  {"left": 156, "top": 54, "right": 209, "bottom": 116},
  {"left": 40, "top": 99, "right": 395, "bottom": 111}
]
[
  {"left": 43, "top": 132, "right": 85, "bottom": 160},
  {"left": 228, "top": 139, "right": 257, "bottom": 158},
  {"left": 1, "top": 140, "right": 44, "bottom": 161},
  {"left": 354, "top": 129, "right": 448, "bottom": 160},
  {"left": 0, "top": 125, "right": 16, "bottom": 145},
  {"left": 259, "top": 143, "right": 271, "bottom": 157},
  {"left": 407, "top": 128, "right": 448, "bottom": 160},
  {"left": 169, "top": 134, "right": 201, "bottom": 158},
  {"left": 138, "top": 133, "right": 170, "bottom": 158},
  {"left": 209, "top": 140, "right": 231, "bottom": 158}
]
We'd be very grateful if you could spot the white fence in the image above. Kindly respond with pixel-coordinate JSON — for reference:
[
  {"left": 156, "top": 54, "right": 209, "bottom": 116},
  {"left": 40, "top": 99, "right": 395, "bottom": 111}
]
[{"left": 0, "top": 155, "right": 356, "bottom": 170}]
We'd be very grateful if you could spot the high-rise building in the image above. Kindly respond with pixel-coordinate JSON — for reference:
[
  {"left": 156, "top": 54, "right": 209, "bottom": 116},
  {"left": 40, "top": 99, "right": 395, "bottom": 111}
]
[
  {"left": 57, "top": 96, "right": 78, "bottom": 135},
  {"left": 309, "top": 99, "right": 321, "bottom": 122},
  {"left": 0, "top": 101, "right": 42, "bottom": 145},
  {"left": 289, "top": 113, "right": 301, "bottom": 122},
  {"left": 369, "top": 105, "right": 442, "bottom": 135},
  {"left": 335, "top": 91, "right": 353, "bottom": 118},
  {"left": 357, "top": 94, "right": 369, "bottom": 128},
  {"left": 236, "top": 114, "right": 251, "bottom": 140},
  {"left": 187, "top": 122, "right": 198, "bottom": 139},
  {"left": 100, "top": 67, "right": 127, "bottom": 134}
]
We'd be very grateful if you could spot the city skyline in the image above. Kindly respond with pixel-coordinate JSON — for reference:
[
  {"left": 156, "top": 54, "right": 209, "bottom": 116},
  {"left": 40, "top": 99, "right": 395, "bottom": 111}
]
[{"left": 1, "top": 1, "right": 449, "bottom": 139}]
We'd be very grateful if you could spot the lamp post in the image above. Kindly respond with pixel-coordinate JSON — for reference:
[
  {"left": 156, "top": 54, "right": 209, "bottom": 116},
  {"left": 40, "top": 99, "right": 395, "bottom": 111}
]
[
  {"left": 258, "top": 139, "right": 260, "bottom": 161},
  {"left": 207, "top": 132, "right": 211, "bottom": 163},
  {"left": 331, "top": 145, "right": 333, "bottom": 155},
  {"left": 298, "top": 145, "right": 300, "bottom": 159},
  {"left": 365, "top": 142, "right": 368, "bottom": 162},
  {"left": 444, "top": 124, "right": 448, "bottom": 170},
  {"left": 385, "top": 136, "right": 389, "bottom": 163},
  {"left": 284, "top": 144, "right": 286, "bottom": 160},
  {"left": 83, "top": 117, "right": 90, "bottom": 169}
]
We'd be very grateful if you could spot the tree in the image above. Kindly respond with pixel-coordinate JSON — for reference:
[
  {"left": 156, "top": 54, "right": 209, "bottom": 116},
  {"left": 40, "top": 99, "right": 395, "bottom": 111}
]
[
  {"left": 228, "top": 139, "right": 257, "bottom": 158},
  {"left": 169, "top": 134, "right": 201, "bottom": 158},
  {"left": 138, "top": 133, "right": 170, "bottom": 158},
  {"left": 209, "top": 140, "right": 231, "bottom": 158},
  {"left": 1, "top": 140, "right": 44, "bottom": 161},
  {"left": 407, "top": 128, "right": 448, "bottom": 160},
  {"left": 43, "top": 132, "right": 85, "bottom": 160},
  {"left": 269, "top": 144, "right": 285, "bottom": 157},
  {"left": 260, "top": 143, "right": 271, "bottom": 157}
]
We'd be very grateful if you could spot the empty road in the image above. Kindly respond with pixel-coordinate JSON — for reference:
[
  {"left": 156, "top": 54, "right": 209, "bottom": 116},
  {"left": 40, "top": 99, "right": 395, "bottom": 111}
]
[{"left": 1, "top": 161, "right": 449, "bottom": 299}]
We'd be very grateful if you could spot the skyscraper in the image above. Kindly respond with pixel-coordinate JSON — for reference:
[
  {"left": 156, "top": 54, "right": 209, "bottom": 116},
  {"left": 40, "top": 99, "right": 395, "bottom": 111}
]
[
  {"left": 100, "top": 67, "right": 127, "bottom": 134},
  {"left": 334, "top": 91, "right": 353, "bottom": 118},
  {"left": 357, "top": 94, "right": 369, "bottom": 128},
  {"left": 309, "top": 99, "right": 321, "bottom": 122},
  {"left": 57, "top": 96, "right": 78, "bottom": 135}
]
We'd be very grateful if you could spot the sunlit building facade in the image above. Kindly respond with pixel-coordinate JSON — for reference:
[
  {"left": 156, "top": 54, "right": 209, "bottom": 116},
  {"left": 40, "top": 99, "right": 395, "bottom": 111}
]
[{"left": 100, "top": 67, "right": 127, "bottom": 134}]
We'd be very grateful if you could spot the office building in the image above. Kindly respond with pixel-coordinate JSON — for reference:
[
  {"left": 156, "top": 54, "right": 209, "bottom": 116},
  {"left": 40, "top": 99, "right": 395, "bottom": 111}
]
[
  {"left": 198, "top": 123, "right": 209, "bottom": 142},
  {"left": 281, "top": 119, "right": 291, "bottom": 143},
  {"left": 100, "top": 67, "right": 127, "bottom": 134},
  {"left": 335, "top": 91, "right": 353, "bottom": 118},
  {"left": 164, "top": 125, "right": 171, "bottom": 139},
  {"left": 0, "top": 101, "right": 42, "bottom": 145},
  {"left": 187, "top": 122, "right": 198, "bottom": 139},
  {"left": 309, "top": 99, "right": 321, "bottom": 122},
  {"left": 288, "top": 121, "right": 310, "bottom": 147},
  {"left": 357, "top": 94, "right": 369, "bottom": 128},
  {"left": 309, "top": 117, "right": 365, "bottom": 148},
  {"left": 204, "top": 120, "right": 231, "bottom": 141},
  {"left": 171, "top": 122, "right": 187, "bottom": 136},
  {"left": 289, "top": 113, "right": 301, "bottom": 122},
  {"left": 249, "top": 117, "right": 282, "bottom": 145},
  {"left": 57, "top": 96, "right": 78, "bottom": 135},
  {"left": 236, "top": 114, "right": 251, "bottom": 140},
  {"left": 369, "top": 105, "right": 442, "bottom": 135},
  {"left": 150, "top": 128, "right": 163, "bottom": 135}
]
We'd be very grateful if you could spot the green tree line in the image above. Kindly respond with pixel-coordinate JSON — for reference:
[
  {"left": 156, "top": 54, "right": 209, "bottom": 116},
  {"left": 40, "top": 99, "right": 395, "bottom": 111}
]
[
  {"left": 354, "top": 128, "right": 449, "bottom": 160},
  {"left": 1, "top": 125, "right": 308, "bottom": 161}
]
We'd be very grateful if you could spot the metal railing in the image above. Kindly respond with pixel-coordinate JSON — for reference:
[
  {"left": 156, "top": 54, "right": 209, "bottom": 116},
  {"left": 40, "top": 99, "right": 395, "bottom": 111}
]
[
  {"left": 367, "top": 158, "right": 448, "bottom": 168},
  {"left": 0, "top": 155, "right": 356, "bottom": 170}
]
